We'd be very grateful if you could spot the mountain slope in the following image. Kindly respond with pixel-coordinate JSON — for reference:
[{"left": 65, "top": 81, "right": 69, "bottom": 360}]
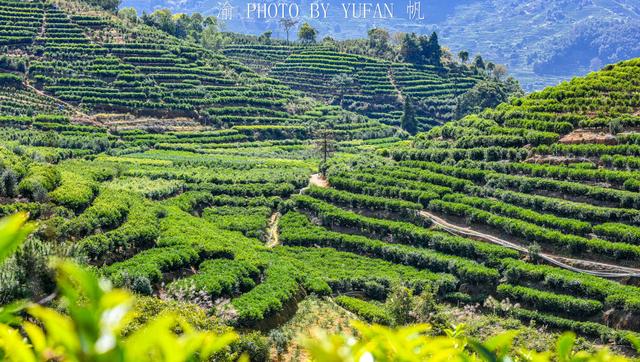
[
  {"left": 222, "top": 44, "right": 485, "bottom": 130},
  {"left": 123, "top": 0, "right": 640, "bottom": 91},
  {"left": 311, "top": 57, "right": 640, "bottom": 339},
  {"left": 0, "top": 0, "right": 403, "bottom": 139}
]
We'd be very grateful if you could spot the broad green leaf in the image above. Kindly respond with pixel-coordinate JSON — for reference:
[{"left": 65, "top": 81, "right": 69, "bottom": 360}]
[
  {"left": 0, "top": 212, "right": 34, "bottom": 263},
  {"left": 555, "top": 333, "right": 575, "bottom": 362}
]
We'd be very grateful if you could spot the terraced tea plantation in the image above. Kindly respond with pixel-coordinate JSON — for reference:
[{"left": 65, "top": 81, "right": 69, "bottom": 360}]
[
  {"left": 223, "top": 44, "right": 484, "bottom": 130},
  {"left": 2, "top": 0, "right": 640, "bottom": 357},
  {"left": 312, "top": 58, "right": 640, "bottom": 343}
]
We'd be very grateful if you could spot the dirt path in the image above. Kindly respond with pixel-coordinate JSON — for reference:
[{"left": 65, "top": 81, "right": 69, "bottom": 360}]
[
  {"left": 387, "top": 67, "right": 405, "bottom": 103},
  {"left": 419, "top": 210, "right": 640, "bottom": 278},
  {"left": 266, "top": 212, "right": 280, "bottom": 248},
  {"left": 23, "top": 82, "right": 89, "bottom": 119},
  {"left": 299, "top": 173, "right": 329, "bottom": 195},
  {"left": 309, "top": 173, "right": 329, "bottom": 188}
]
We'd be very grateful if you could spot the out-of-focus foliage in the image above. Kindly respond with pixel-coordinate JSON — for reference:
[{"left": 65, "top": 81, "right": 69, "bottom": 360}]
[
  {"left": 303, "top": 321, "right": 637, "bottom": 362},
  {"left": 0, "top": 213, "right": 238, "bottom": 362}
]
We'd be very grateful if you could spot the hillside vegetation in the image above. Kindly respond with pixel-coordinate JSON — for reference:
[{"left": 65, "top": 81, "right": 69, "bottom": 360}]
[
  {"left": 1, "top": 0, "right": 640, "bottom": 359},
  {"left": 223, "top": 43, "right": 486, "bottom": 131},
  {"left": 123, "top": 0, "right": 640, "bottom": 91}
]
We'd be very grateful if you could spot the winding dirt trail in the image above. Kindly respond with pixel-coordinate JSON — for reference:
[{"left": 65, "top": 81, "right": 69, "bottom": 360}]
[
  {"left": 388, "top": 67, "right": 405, "bottom": 103},
  {"left": 268, "top": 174, "right": 328, "bottom": 248},
  {"left": 299, "top": 173, "right": 329, "bottom": 194},
  {"left": 266, "top": 212, "right": 281, "bottom": 248},
  {"left": 309, "top": 174, "right": 329, "bottom": 188},
  {"left": 419, "top": 210, "right": 640, "bottom": 278}
]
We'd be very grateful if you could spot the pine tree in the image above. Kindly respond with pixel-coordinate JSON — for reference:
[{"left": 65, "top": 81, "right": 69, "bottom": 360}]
[
  {"left": 428, "top": 32, "right": 442, "bottom": 67},
  {"left": 400, "top": 97, "right": 417, "bottom": 135}
]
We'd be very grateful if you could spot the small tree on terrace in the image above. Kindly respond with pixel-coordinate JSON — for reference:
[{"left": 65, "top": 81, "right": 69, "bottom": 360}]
[
  {"left": 400, "top": 96, "right": 418, "bottom": 135},
  {"left": 492, "top": 64, "right": 508, "bottom": 80},
  {"left": 279, "top": 18, "right": 298, "bottom": 44},
  {"left": 458, "top": 50, "right": 469, "bottom": 64},
  {"left": 258, "top": 30, "right": 272, "bottom": 44},
  {"left": 314, "top": 128, "right": 336, "bottom": 177},
  {"left": 330, "top": 73, "right": 355, "bottom": 106},
  {"left": 473, "top": 55, "right": 485, "bottom": 70},
  {"left": 486, "top": 62, "right": 496, "bottom": 73},
  {"left": 298, "top": 22, "right": 318, "bottom": 44}
]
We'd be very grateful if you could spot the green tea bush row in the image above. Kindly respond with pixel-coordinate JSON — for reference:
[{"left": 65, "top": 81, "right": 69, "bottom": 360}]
[
  {"left": 335, "top": 296, "right": 391, "bottom": 324},
  {"left": 293, "top": 195, "right": 518, "bottom": 262},
  {"left": 429, "top": 199, "right": 640, "bottom": 261},
  {"left": 497, "top": 284, "right": 602, "bottom": 317}
]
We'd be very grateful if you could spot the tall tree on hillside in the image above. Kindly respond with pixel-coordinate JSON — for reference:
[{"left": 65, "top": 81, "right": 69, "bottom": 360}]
[
  {"left": 473, "top": 55, "right": 486, "bottom": 70},
  {"left": 400, "top": 33, "right": 421, "bottom": 64},
  {"left": 279, "top": 19, "right": 298, "bottom": 44},
  {"left": 425, "top": 32, "right": 442, "bottom": 66},
  {"left": 458, "top": 50, "right": 469, "bottom": 64},
  {"left": 298, "top": 22, "right": 317, "bottom": 44},
  {"left": 367, "top": 28, "right": 391, "bottom": 56},
  {"left": 400, "top": 97, "right": 418, "bottom": 135}
]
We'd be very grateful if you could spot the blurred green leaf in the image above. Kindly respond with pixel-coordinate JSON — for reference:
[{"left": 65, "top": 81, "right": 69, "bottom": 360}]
[{"left": 0, "top": 212, "right": 35, "bottom": 263}]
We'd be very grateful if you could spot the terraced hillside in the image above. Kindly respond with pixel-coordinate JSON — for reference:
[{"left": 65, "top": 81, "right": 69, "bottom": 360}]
[
  {"left": 223, "top": 44, "right": 484, "bottom": 130},
  {"left": 0, "top": 0, "right": 403, "bottom": 142},
  {"left": 3, "top": 0, "right": 640, "bottom": 356},
  {"left": 304, "top": 58, "right": 640, "bottom": 342}
]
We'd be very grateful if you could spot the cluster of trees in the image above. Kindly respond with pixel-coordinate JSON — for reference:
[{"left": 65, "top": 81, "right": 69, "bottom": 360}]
[
  {"left": 399, "top": 32, "right": 442, "bottom": 66},
  {"left": 82, "top": 0, "right": 120, "bottom": 11},
  {"left": 118, "top": 8, "right": 223, "bottom": 49},
  {"left": 455, "top": 78, "right": 524, "bottom": 118}
]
